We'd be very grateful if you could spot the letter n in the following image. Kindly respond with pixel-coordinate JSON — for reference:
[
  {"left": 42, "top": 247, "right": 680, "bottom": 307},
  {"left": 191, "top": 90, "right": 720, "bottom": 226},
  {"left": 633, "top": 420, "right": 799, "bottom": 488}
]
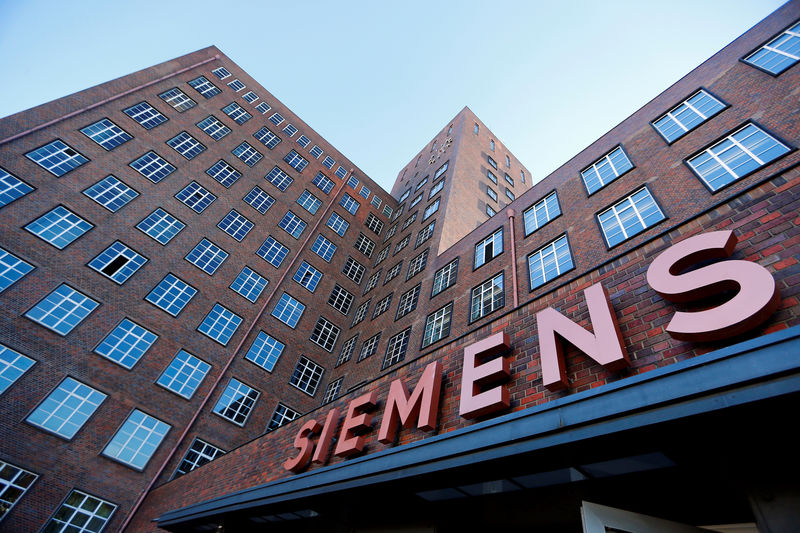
[{"left": 537, "top": 283, "right": 629, "bottom": 391}]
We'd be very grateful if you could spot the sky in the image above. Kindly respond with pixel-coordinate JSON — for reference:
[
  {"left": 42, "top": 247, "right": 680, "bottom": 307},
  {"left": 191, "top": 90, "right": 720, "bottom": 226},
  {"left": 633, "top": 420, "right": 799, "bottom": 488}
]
[{"left": 0, "top": 0, "right": 787, "bottom": 192}]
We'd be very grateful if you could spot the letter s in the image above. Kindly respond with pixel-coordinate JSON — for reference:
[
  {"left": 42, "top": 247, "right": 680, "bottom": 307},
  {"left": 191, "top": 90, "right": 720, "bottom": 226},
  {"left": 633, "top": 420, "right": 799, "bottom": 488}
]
[{"left": 646, "top": 230, "right": 780, "bottom": 342}]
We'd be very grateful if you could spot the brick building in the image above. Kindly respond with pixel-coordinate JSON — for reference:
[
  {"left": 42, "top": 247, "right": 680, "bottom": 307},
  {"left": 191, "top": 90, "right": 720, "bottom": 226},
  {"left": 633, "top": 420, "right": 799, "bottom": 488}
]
[{"left": 1, "top": 1, "right": 799, "bottom": 532}]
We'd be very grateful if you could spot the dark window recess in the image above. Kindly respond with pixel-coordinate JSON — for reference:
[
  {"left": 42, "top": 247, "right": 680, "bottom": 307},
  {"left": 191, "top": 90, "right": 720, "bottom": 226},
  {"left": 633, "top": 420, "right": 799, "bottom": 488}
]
[{"left": 101, "top": 256, "right": 128, "bottom": 276}]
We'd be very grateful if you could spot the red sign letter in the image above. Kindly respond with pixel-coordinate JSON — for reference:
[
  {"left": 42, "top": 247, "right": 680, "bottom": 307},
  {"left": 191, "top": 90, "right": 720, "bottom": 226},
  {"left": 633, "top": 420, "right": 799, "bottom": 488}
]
[
  {"left": 459, "top": 332, "right": 511, "bottom": 419},
  {"left": 312, "top": 408, "right": 340, "bottom": 465},
  {"left": 378, "top": 361, "right": 443, "bottom": 444},
  {"left": 334, "top": 392, "right": 377, "bottom": 458},
  {"left": 283, "top": 419, "right": 321, "bottom": 473},
  {"left": 646, "top": 230, "right": 780, "bottom": 341},
  {"left": 538, "top": 283, "right": 629, "bottom": 391}
]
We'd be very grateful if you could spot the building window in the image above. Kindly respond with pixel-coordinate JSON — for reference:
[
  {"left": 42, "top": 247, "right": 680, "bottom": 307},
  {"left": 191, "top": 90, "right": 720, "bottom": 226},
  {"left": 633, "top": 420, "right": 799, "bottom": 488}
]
[
  {"left": 102, "top": 409, "right": 170, "bottom": 469},
  {"left": 0, "top": 247, "right": 34, "bottom": 293},
  {"left": 342, "top": 257, "right": 365, "bottom": 284},
  {"left": 156, "top": 350, "right": 210, "bottom": 399},
  {"left": 686, "top": 123, "right": 790, "bottom": 192},
  {"left": 218, "top": 210, "right": 254, "bottom": 241},
  {"left": 488, "top": 156, "right": 498, "bottom": 170},
  {"left": 42, "top": 490, "right": 116, "bottom": 532},
  {"left": 293, "top": 261, "right": 323, "bottom": 292},
  {"left": 284, "top": 150, "right": 309, "bottom": 172},
  {"left": 297, "top": 190, "right": 322, "bottom": 214},
  {"left": 255, "top": 102, "right": 272, "bottom": 114},
  {"left": 474, "top": 123, "right": 479, "bottom": 134},
  {"left": 372, "top": 196, "right": 383, "bottom": 210},
  {"left": 471, "top": 272, "right": 504, "bottom": 322},
  {"left": 310, "top": 145, "right": 323, "bottom": 158},
  {"left": 272, "top": 293, "right": 305, "bottom": 328},
  {"left": 336, "top": 166, "right": 348, "bottom": 180},
  {"left": 407, "top": 249, "right": 428, "bottom": 280},
  {"left": 652, "top": 89, "right": 726, "bottom": 143},
  {"left": 354, "top": 233, "right": 376, "bottom": 257},
  {"left": 297, "top": 134, "right": 311, "bottom": 148},
  {"left": 267, "top": 403, "right": 300, "bottom": 431},
  {"left": 432, "top": 258, "right": 458, "bottom": 297},
  {"left": 211, "top": 67, "right": 231, "bottom": 79},
  {"left": 158, "top": 87, "right": 196, "bottom": 112},
  {"left": 25, "top": 206, "right": 92, "bottom": 249},
  {"left": 244, "top": 186, "right": 275, "bottom": 214},
  {"left": 362, "top": 270, "right": 382, "bottom": 297},
  {"left": 528, "top": 235, "right": 574, "bottom": 290},
  {"left": 521, "top": 170, "right": 526, "bottom": 183},
  {"left": 265, "top": 166, "right": 293, "bottom": 191},
  {"left": 242, "top": 90, "right": 259, "bottom": 103},
  {"left": 94, "top": 319, "right": 157, "bottom": 369},
  {"left": 185, "top": 239, "right": 228, "bottom": 275},
  {"left": 230, "top": 266, "right": 268, "bottom": 302},
  {"left": 384, "top": 224, "right": 397, "bottom": 243},
  {"left": 145, "top": 274, "right": 197, "bottom": 316},
  {"left": 1, "top": 343, "right": 35, "bottom": 395},
  {"left": 136, "top": 209, "right": 184, "bottom": 245},
  {"left": 383, "top": 328, "right": 411, "bottom": 369},
  {"left": 312, "top": 172, "right": 335, "bottom": 194},
  {"left": 410, "top": 193, "right": 422, "bottom": 208},
  {"left": 26, "top": 285, "right": 98, "bottom": 335},
  {"left": 474, "top": 227, "right": 503, "bottom": 268},
  {"left": 505, "top": 188, "right": 515, "bottom": 201},
  {"left": 487, "top": 170, "right": 498, "bottom": 185},
  {"left": 383, "top": 204, "right": 393, "bottom": 218},
  {"left": 83, "top": 175, "right": 138, "bottom": 212},
  {"left": 337, "top": 335, "right": 358, "bottom": 365},
  {"left": 487, "top": 187, "right": 497, "bottom": 202},
  {"left": 322, "top": 156, "right": 335, "bottom": 170},
  {"left": 213, "top": 379, "right": 259, "bottom": 426},
  {"left": 429, "top": 178, "right": 444, "bottom": 199},
  {"left": 422, "top": 302, "right": 453, "bottom": 348},
  {"left": 396, "top": 284, "right": 421, "bottom": 319},
  {"left": 328, "top": 284, "right": 354, "bottom": 315},
  {"left": 434, "top": 161, "right": 448, "bottom": 180},
  {"left": 0, "top": 167, "right": 33, "bottom": 209},
  {"left": 326, "top": 212, "right": 349, "bottom": 236},
  {"left": 581, "top": 146, "right": 633, "bottom": 194},
  {"left": 486, "top": 204, "right": 496, "bottom": 217},
  {"left": 310, "top": 317, "right": 340, "bottom": 352},
  {"left": 198, "top": 304, "right": 242, "bottom": 345},
  {"left": 129, "top": 151, "right": 175, "bottom": 183},
  {"left": 339, "top": 193, "right": 360, "bottom": 215},
  {"left": 175, "top": 182, "right": 216, "bottom": 213},
  {"left": 523, "top": 191, "right": 560, "bottom": 235},
  {"left": 123, "top": 101, "right": 167, "bottom": 130},
  {"left": 598, "top": 187, "right": 666, "bottom": 247},
  {"left": 25, "top": 140, "right": 88, "bottom": 177},
  {"left": 402, "top": 212, "right": 417, "bottom": 231},
  {"left": 196, "top": 116, "right": 231, "bottom": 140},
  {"left": 414, "top": 176, "right": 428, "bottom": 192},
  {"left": 232, "top": 141, "right": 262, "bottom": 167},
  {"left": 283, "top": 124, "right": 298, "bottom": 137},
  {"left": 399, "top": 189, "right": 411, "bottom": 203},
  {"left": 167, "top": 131, "right": 206, "bottom": 160},
  {"left": 506, "top": 155, "right": 511, "bottom": 168},
  {"left": 88, "top": 241, "right": 147, "bottom": 284},
  {"left": 290, "top": 356, "right": 324, "bottom": 396},
  {"left": 490, "top": 139, "right": 495, "bottom": 151},
  {"left": 27, "top": 377, "right": 106, "bottom": 439},
  {"left": 278, "top": 210, "right": 307, "bottom": 239},
  {"left": 187, "top": 75, "right": 220, "bottom": 98},
  {"left": 269, "top": 112, "right": 285, "bottom": 126},
  {"left": 81, "top": 118, "right": 133, "bottom": 150},
  {"left": 245, "top": 332, "right": 284, "bottom": 372},
  {"left": 174, "top": 439, "right": 224, "bottom": 478},
  {"left": 743, "top": 21, "right": 800, "bottom": 75},
  {"left": 227, "top": 79, "right": 245, "bottom": 91},
  {"left": 372, "top": 293, "right": 393, "bottom": 319},
  {"left": 311, "top": 234, "right": 336, "bottom": 262},
  {"left": 385, "top": 261, "right": 403, "bottom": 284},
  {"left": 365, "top": 213, "right": 384, "bottom": 235},
  {"left": 416, "top": 221, "right": 435, "bottom": 248},
  {"left": 0, "top": 459, "right": 37, "bottom": 521},
  {"left": 375, "top": 245, "right": 390, "bottom": 266},
  {"left": 422, "top": 198, "right": 440, "bottom": 220},
  {"left": 394, "top": 235, "right": 410, "bottom": 254},
  {"left": 253, "top": 126, "right": 282, "bottom": 149},
  {"left": 323, "top": 378, "right": 343, "bottom": 404},
  {"left": 352, "top": 301, "right": 369, "bottom": 326},
  {"left": 359, "top": 333, "right": 382, "bottom": 362}
]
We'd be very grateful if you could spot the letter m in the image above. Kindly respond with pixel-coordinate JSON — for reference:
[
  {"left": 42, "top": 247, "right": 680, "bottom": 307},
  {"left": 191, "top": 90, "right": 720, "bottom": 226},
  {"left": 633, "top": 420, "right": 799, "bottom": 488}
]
[{"left": 378, "top": 361, "right": 443, "bottom": 444}]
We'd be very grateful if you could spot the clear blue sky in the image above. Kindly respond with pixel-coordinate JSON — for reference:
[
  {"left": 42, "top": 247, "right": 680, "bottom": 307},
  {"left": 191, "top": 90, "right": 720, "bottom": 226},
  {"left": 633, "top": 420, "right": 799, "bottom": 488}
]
[{"left": 0, "top": 0, "right": 786, "bottom": 192}]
